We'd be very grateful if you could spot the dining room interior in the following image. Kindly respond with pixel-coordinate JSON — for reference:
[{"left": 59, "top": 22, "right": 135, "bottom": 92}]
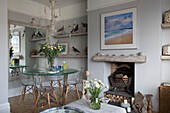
[{"left": 1, "top": 0, "right": 170, "bottom": 113}]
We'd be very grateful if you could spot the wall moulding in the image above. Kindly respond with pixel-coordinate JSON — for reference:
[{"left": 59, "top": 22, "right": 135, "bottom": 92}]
[{"left": 92, "top": 55, "right": 147, "bottom": 63}]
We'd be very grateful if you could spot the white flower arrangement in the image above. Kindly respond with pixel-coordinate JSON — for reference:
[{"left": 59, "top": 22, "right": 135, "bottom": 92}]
[
  {"left": 84, "top": 78, "right": 108, "bottom": 97},
  {"left": 84, "top": 78, "right": 109, "bottom": 109}
]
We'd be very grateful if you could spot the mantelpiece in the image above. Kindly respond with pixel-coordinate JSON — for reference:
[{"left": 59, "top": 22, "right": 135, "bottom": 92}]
[{"left": 92, "top": 55, "right": 147, "bottom": 63}]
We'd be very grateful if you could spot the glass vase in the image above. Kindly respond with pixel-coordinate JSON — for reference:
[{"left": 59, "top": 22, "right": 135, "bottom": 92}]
[
  {"left": 90, "top": 96, "right": 101, "bottom": 110},
  {"left": 47, "top": 57, "right": 54, "bottom": 71}
]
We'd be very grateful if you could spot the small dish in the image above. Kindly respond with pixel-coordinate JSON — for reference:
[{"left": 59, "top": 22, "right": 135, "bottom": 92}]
[{"left": 48, "top": 70, "right": 60, "bottom": 74}]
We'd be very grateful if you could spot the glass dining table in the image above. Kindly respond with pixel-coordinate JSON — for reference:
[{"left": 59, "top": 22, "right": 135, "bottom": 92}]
[
  {"left": 10, "top": 65, "right": 28, "bottom": 76},
  {"left": 23, "top": 68, "right": 78, "bottom": 105}
]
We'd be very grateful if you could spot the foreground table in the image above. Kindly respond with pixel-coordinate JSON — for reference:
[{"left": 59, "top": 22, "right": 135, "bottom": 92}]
[
  {"left": 23, "top": 68, "right": 78, "bottom": 105},
  {"left": 66, "top": 99, "right": 127, "bottom": 113}
]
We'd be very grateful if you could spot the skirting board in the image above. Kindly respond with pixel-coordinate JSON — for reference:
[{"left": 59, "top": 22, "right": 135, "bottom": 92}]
[{"left": 0, "top": 103, "right": 10, "bottom": 113}]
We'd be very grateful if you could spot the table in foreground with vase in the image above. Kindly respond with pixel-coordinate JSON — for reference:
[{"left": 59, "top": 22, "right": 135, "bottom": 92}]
[
  {"left": 23, "top": 68, "right": 78, "bottom": 105},
  {"left": 40, "top": 99, "right": 127, "bottom": 113}
]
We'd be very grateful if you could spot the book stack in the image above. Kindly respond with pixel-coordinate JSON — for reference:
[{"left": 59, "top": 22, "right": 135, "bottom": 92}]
[{"left": 162, "top": 83, "right": 170, "bottom": 87}]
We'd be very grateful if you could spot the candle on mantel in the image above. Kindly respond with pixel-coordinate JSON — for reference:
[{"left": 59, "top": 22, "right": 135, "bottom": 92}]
[{"left": 86, "top": 71, "right": 90, "bottom": 76}]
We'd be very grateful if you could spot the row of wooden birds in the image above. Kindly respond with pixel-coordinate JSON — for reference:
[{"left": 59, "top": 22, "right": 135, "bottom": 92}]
[{"left": 57, "top": 22, "right": 87, "bottom": 34}]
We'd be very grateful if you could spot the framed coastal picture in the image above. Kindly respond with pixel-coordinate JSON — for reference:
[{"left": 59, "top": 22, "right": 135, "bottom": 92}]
[
  {"left": 101, "top": 8, "right": 137, "bottom": 49},
  {"left": 58, "top": 42, "right": 69, "bottom": 55}
]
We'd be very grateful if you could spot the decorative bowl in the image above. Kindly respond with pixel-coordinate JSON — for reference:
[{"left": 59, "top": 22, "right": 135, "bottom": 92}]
[{"left": 40, "top": 106, "right": 85, "bottom": 113}]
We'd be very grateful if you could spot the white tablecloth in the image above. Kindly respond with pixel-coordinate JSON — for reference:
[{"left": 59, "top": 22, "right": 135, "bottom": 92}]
[{"left": 66, "top": 99, "right": 127, "bottom": 113}]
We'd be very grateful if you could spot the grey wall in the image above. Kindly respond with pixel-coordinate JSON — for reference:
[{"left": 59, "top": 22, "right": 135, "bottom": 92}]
[
  {"left": 0, "top": 0, "right": 10, "bottom": 112},
  {"left": 88, "top": 0, "right": 162, "bottom": 111},
  {"left": 161, "top": 0, "right": 170, "bottom": 82}
]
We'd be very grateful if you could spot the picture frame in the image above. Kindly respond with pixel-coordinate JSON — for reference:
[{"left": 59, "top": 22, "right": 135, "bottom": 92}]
[
  {"left": 58, "top": 42, "right": 69, "bottom": 55},
  {"left": 101, "top": 8, "right": 137, "bottom": 49}
]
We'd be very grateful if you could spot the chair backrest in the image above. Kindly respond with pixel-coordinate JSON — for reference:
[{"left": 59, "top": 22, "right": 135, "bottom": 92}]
[
  {"left": 74, "top": 67, "right": 83, "bottom": 83},
  {"left": 18, "top": 72, "right": 34, "bottom": 86}
]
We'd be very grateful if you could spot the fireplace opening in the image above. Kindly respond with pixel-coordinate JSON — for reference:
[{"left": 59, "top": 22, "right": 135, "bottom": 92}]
[{"left": 104, "top": 62, "right": 135, "bottom": 105}]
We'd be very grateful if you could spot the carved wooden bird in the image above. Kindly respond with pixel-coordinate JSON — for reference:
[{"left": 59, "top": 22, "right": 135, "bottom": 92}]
[
  {"left": 72, "top": 46, "right": 80, "bottom": 53},
  {"left": 81, "top": 22, "right": 88, "bottom": 32},
  {"left": 81, "top": 22, "right": 87, "bottom": 28},
  {"left": 58, "top": 26, "right": 64, "bottom": 32},
  {"left": 71, "top": 24, "right": 78, "bottom": 33}
]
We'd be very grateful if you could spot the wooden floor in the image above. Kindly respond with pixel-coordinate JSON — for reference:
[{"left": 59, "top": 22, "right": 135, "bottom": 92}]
[{"left": 8, "top": 90, "right": 81, "bottom": 113}]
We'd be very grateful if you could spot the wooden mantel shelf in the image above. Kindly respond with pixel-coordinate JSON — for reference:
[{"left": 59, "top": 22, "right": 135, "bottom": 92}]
[{"left": 92, "top": 55, "right": 147, "bottom": 63}]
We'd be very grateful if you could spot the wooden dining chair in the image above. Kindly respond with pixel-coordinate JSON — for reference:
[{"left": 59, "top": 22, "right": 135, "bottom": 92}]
[
  {"left": 65, "top": 68, "right": 83, "bottom": 100},
  {"left": 18, "top": 72, "right": 36, "bottom": 104}
]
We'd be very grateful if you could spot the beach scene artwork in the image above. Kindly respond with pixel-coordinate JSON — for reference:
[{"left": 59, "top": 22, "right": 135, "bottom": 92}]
[{"left": 104, "top": 12, "right": 133, "bottom": 45}]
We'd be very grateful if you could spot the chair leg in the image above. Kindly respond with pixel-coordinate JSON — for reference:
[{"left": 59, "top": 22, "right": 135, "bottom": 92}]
[
  {"left": 33, "top": 92, "right": 40, "bottom": 113},
  {"left": 23, "top": 86, "right": 27, "bottom": 101},
  {"left": 32, "top": 86, "right": 36, "bottom": 102},
  {"left": 58, "top": 81, "right": 62, "bottom": 97},
  {"left": 66, "top": 85, "right": 69, "bottom": 98},
  {"left": 18, "top": 87, "right": 25, "bottom": 104},
  {"left": 47, "top": 93, "right": 50, "bottom": 107},
  {"left": 53, "top": 91, "right": 60, "bottom": 106},
  {"left": 44, "top": 91, "right": 46, "bottom": 105},
  {"left": 75, "top": 84, "right": 80, "bottom": 100},
  {"left": 50, "top": 81, "right": 53, "bottom": 86}
]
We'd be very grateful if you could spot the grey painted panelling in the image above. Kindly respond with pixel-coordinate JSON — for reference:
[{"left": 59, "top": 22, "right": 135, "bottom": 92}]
[
  {"left": 0, "top": 0, "right": 8, "bottom": 106},
  {"left": 161, "top": 0, "right": 170, "bottom": 82},
  {"left": 88, "top": 0, "right": 161, "bottom": 111}
]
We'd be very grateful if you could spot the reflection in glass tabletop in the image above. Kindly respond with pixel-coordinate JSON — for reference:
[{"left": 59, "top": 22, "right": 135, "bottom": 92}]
[
  {"left": 9, "top": 65, "right": 28, "bottom": 69},
  {"left": 23, "top": 68, "right": 78, "bottom": 76}
]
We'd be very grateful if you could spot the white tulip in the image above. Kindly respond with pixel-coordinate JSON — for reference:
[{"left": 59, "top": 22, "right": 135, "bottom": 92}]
[
  {"left": 86, "top": 83, "right": 90, "bottom": 88},
  {"left": 95, "top": 83, "right": 100, "bottom": 88},
  {"left": 85, "top": 80, "right": 89, "bottom": 84},
  {"left": 94, "top": 81, "right": 97, "bottom": 84},
  {"left": 98, "top": 80, "right": 102, "bottom": 83},
  {"left": 105, "top": 85, "right": 109, "bottom": 89}
]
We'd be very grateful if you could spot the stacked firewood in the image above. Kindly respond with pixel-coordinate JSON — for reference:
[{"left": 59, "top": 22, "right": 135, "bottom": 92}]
[{"left": 104, "top": 93, "right": 131, "bottom": 104}]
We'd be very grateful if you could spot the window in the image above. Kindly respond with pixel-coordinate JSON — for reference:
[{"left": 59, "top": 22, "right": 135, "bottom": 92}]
[{"left": 11, "top": 32, "right": 20, "bottom": 53}]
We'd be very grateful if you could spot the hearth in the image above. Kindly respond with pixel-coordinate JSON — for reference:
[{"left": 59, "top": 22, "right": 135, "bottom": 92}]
[{"left": 104, "top": 62, "right": 135, "bottom": 105}]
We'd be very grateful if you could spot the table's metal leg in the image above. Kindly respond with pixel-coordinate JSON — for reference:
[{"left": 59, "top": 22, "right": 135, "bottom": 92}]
[{"left": 62, "top": 74, "right": 68, "bottom": 105}]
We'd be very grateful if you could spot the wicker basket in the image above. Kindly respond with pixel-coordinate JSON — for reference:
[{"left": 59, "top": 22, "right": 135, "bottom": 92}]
[{"left": 164, "top": 10, "right": 170, "bottom": 23}]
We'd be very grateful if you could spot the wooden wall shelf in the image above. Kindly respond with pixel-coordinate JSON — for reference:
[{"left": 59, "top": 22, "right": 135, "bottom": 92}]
[
  {"left": 161, "top": 55, "right": 170, "bottom": 60},
  {"left": 161, "top": 23, "right": 170, "bottom": 28},
  {"left": 30, "top": 38, "right": 46, "bottom": 42},
  {"left": 30, "top": 54, "right": 87, "bottom": 58},
  {"left": 30, "top": 55, "right": 45, "bottom": 58},
  {"left": 58, "top": 54, "right": 87, "bottom": 58},
  {"left": 53, "top": 32, "right": 87, "bottom": 38},
  {"left": 92, "top": 56, "right": 147, "bottom": 63}
]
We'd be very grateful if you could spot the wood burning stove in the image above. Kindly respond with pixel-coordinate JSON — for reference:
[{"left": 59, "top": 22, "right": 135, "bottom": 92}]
[{"left": 108, "top": 66, "right": 133, "bottom": 94}]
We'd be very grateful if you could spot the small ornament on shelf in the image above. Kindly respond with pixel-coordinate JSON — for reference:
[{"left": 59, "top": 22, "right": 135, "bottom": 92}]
[{"left": 164, "top": 10, "right": 170, "bottom": 23}]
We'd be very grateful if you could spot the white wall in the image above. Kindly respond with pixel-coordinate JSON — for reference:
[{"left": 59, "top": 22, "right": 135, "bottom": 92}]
[
  {"left": 8, "top": 0, "right": 51, "bottom": 19},
  {"left": 87, "top": 0, "right": 138, "bottom": 11},
  {"left": 88, "top": 0, "right": 162, "bottom": 112},
  {"left": 8, "top": 0, "right": 87, "bottom": 21},
  {"left": 60, "top": 1, "right": 87, "bottom": 20},
  {"left": 0, "top": 0, "right": 10, "bottom": 112}
]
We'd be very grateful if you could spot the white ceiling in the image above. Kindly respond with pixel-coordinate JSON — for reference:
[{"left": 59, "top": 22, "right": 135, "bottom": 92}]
[{"left": 30, "top": 0, "right": 86, "bottom": 8}]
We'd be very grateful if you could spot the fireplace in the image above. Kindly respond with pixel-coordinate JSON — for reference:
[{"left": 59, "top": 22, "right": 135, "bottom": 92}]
[{"left": 104, "top": 62, "right": 135, "bottom": 105}]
